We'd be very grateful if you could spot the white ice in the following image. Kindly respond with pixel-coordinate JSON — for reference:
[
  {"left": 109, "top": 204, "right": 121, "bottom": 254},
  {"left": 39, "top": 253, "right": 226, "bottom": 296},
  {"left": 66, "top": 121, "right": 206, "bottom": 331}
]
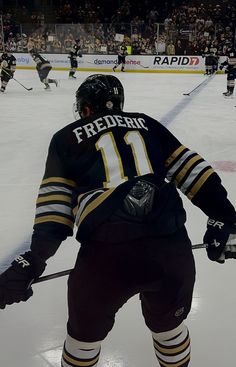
[{"left": 0, "top": 69, "right": 236, "bottom": 367}]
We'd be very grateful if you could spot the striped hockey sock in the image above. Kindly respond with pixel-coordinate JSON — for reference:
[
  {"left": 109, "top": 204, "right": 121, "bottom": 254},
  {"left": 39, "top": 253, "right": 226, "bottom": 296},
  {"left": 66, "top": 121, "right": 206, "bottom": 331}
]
[
  {"left": 152, "top": 323, "right": 191, "bottom": 367},
  {"left": 61, "top": 334, "right": 101, "bottom": 367}
]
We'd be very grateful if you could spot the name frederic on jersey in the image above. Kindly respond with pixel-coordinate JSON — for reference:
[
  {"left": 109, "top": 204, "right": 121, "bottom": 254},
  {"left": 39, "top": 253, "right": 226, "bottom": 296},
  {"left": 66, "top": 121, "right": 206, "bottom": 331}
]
[{"left": 73, "top": 114, "right": 148, "bottom": 143}]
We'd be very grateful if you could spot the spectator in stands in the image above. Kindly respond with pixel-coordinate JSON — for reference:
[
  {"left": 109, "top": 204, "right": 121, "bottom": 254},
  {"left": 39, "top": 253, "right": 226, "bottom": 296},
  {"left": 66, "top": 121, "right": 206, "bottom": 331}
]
[
  {"left": 166, "top": 41, "right": 175, "bottom": 55},
  {"left": 175, "top": 39, "right": 185, "bottom": 55}
]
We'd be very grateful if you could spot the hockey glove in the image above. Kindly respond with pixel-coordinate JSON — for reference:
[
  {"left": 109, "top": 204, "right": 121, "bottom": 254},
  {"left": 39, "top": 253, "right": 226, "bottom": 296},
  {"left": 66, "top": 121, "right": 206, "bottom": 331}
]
[
  {"left": 0, "top": 251, "right": 46, "bottom": 309},
  {"left": 203, "top": 218, "right": 236, "bottom": 263},
  {"left": 219, "top": 64, "right": 224, "bottom": 70}
]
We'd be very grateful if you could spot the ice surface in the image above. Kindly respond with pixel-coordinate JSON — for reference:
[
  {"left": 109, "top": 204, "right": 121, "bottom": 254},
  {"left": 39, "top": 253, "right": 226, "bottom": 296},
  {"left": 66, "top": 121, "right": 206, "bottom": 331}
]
[{"left": 0, "top": 69, "right": 235, "bottom": 366}]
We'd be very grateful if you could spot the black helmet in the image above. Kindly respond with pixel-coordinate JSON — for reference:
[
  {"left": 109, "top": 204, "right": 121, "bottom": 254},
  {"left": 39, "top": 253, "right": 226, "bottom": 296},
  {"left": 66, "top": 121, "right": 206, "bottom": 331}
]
[{"left": 75, "top": 74, "right": 124, "bottom": 117}]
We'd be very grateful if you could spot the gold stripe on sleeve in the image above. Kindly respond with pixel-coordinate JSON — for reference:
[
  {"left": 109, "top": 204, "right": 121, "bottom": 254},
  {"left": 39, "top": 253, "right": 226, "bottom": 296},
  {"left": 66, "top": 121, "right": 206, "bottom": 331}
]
[
  {"left": 165, "top": 145, "right": 186, "bottom": 168},
  {"left": 41, "top": 177, "right": 76, "bottom": 187},
  {"left": 187, "top": 168, "right": 214, "bottom": 200},
  {"left": 34, "top": 215, "right": 74, "bottom": 228},
  {"left": 174, "top": 155, "right": 202, "bottom": 184},
  {"left": 37, "top": 194, "right": 72, "bottom": 204}
]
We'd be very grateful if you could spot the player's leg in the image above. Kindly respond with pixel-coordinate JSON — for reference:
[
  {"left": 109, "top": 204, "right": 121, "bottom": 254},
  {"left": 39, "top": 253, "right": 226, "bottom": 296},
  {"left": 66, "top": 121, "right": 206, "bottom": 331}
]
[
  {"left": 0, "top": 72, "right": 11, "bottom": 92},
  {"left": 39, "top": 69, "right": 50, "bottom": 90},
  {"left": 152, "top": 322, "right": 190, "bottom": 367},
  {"left": 140, "top": 229, "right": 195, "bottom": 367},
  {"left": 121, "top": 56, "right": 126, "bottom": 71},
  {"left": 1, "top": 77, "right": 8, "bottom": 92},
  {"left": 62, "top": 240, "right": 137, "bottom": 367},
  {"left": 223, "top": 70, "right": 235, "bottom": 97},
  {"left": 61, "top": 335, "right": 101, "bottom": 367},
  {"left": 45, "top": 65, "right": 58, "bottom": 87},
  {"left": 69, "top": 59, "right": 77, "bottom": 78},
  {"left": 113, "top": 55, "right": 122, "bottom": 71}
]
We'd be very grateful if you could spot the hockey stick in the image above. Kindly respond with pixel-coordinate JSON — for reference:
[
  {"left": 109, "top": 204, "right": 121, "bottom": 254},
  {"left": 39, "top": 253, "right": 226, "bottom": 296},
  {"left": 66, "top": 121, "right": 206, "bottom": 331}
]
[
  {"left": 139, "top": 64, "right": 149, "bottom": 69},
  {"left": 33, "top": 243, "right": 206, "bottom": 284},
  {"left": 3, "top": 70, "right": 33, "bottom": 91},
  {"left": 34, "top": 269, "right": 71, "bottom": 284},
  {"left": 183, "top": 73, "right": 215, "bottom": 96}
]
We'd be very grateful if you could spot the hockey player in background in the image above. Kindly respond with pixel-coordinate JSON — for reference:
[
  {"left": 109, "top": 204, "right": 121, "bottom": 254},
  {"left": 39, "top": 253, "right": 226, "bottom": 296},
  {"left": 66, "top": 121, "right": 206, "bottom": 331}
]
[
  {"left": 220, "top": 44, "right": 236, "bottom": 97},
  {"left": 68, "top": 39, "right": 82, "bottom": 79},
  {"left": 0, "top": 49, "right": 16, "bottom": 92},
  {"left": 0, "top": 74, "right": 236, "bottom": 367},
  {"left": 29, "top": 48, "right": 58, "bottom": 90},
  {"left": 202, "top": 44, "right": 219, "bottom": 75},
  {"left": 113, "top": 42, "right": 128, "bottom": 72}
]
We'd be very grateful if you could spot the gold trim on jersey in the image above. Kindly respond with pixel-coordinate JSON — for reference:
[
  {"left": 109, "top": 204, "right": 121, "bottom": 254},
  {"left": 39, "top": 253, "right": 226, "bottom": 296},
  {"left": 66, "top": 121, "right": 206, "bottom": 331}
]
[
  {"left": 41, "top": 177, "right": 76, "bottom": 187},
  {"left": 174, "top": 154, "right": 202, "bottom": 183},
  {"left": 187, "top": 168, "right": 214, "bottom": 200},
  {"left": 76, "top": 188, "right": 115, "bottom": 227},
  {"left": 36, "top": 194, "right": 72, "bottom": 204},
  {"left": 34, "top": 215, "right": 74, "bottom": 228},
  {"left": 165, "top": 145, "right": 186, "bottom": 167},
  {"left": 166, "top": 145, "right": 215, "bottom": 200}
]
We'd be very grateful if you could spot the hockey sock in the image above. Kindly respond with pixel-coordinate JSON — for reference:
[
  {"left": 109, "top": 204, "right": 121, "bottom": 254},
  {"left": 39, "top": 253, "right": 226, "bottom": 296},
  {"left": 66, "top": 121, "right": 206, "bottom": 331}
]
[
  {"left": 152, "top": 322, "right": 191, "bottom": 367},
  {"left": 1, "top": 81, "right": 7, "bottom": 91},
  {"left": 61, "top": 334, "right": 101, "bottom": 367},
  {"left": 228, "top": 80, "right": 235, "bottom": 95}
]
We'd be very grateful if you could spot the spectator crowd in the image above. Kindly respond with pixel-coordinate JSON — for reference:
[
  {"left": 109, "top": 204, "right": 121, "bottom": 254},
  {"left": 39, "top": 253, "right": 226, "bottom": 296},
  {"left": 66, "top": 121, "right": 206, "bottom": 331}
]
[{"left": 0, "top": 0, "right": 235, "bottom": 56}]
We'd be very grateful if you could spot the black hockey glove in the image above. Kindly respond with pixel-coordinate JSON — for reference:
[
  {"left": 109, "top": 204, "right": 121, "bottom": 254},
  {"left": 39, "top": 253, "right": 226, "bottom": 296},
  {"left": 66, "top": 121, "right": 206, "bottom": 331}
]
[
  {"left": 219, "top": 64, "right": 224, "bottom": 70},
  {"left": 0, "top": 251, "right": 46, "bottom": 309},
  {"left": 203, "top": 218, "right": 236, "bottom": 263}
]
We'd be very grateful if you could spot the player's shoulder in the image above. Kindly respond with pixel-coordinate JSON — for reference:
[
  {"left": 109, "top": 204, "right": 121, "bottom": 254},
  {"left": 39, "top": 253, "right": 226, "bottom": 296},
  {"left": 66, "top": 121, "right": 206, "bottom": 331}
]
[
  {"left": 129, "top": 111, "right": 163, "bottom": 126},
  {"left": 52, "top": 111, "right": 164, "bottom": 139}
]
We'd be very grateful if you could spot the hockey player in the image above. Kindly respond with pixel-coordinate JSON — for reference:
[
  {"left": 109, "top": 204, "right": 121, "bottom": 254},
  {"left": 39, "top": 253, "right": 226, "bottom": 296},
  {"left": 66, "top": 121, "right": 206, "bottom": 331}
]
[
  {"left": 202, "top": 44, "right": 218, "bottom": 75},
  {"left": 0, "top": 49, "right": 16, "bottom": 92},
  {"left": 29, "top": 49, "right": 58, "bottom": 90},
  {"left": 220, "top": 44, "right": 236, "bottom": 97},
  {"left": 113, "top": 42, "right": 128, "bottom": 72},
  {"left": 68, "top": 39, "right": 82, "bottom": 79},
  {"left": 0, "top": 74, "right": 236, "bottom": 367}
]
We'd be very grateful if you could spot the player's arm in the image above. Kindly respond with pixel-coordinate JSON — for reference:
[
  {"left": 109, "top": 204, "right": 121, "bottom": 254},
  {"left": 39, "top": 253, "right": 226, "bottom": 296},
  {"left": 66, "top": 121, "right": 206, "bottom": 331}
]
[
  {"left": 9, "top": 58, "right": 16, "bottom": 76},
  {"left": 30, "top": 134, "right": 76, "bottom": 260},
  {"left": 153, "top": 118, "right": 236, "bottom": 263},
  {"left": 10, "top": 59, "right": 16, "bottom": 73},
  {"left": 0, "top": 135, "right": 76, "bottom": 309}
]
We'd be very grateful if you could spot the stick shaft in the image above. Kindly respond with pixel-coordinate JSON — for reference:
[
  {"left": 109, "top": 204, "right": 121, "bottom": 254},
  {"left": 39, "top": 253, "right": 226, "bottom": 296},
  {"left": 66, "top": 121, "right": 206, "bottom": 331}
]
[
  {"left": 3, "top": 69, "right": 33, "bottom": 91},
  {"left": 183, "top": 73, "right": 215, "bottom": 96},
  {"left": 34, "top": 243, "right": 206, "bottom": 284}
]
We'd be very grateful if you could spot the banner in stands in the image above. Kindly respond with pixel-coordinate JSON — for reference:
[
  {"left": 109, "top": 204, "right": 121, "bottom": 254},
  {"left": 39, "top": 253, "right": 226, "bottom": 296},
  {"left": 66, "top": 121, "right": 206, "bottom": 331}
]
[{"left": 14, "top": 53, "right": 224, "bottom": 73}]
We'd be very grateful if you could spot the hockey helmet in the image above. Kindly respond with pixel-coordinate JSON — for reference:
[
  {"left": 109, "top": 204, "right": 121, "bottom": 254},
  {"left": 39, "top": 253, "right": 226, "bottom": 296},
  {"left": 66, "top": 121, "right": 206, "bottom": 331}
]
[{"left": 75, "top": 74, "right": 124, "bottom": 118}]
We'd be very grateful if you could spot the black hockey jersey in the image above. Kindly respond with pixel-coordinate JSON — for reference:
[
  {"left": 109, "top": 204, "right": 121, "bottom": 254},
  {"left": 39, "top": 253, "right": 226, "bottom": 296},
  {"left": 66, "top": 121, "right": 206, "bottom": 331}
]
[
  {"left": 69, "top": 44, "right": 82, "bottom": 60},
  {"left": 221, "top": 48, "right": 236, "bottom": 70},
  {"left": 31, "top": 52, "right": 51, "bottom": 71},
  {"left": 31, "top": 111, "right": 235, "bottom": 258},
  {"left": 0, "top": 53, "right": 16, "bottom": 75},
  {"left": 118, "top": 45, "right": 128, "bottom": 57}
]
